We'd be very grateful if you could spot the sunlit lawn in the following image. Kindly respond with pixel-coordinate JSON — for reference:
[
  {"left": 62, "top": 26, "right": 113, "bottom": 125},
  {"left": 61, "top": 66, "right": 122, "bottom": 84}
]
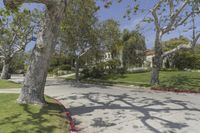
[
  {"left": 0, "top": 80, "right": 21, "bottom": 89},
  {"left": 0, "top": 94, "right": 69, "bottom": 133},
  {"left": 66, "top": 71, "right": 200, "bottom": 90},
  {"left": 106, "top": 71, "right": 200, "bottom": 90}
]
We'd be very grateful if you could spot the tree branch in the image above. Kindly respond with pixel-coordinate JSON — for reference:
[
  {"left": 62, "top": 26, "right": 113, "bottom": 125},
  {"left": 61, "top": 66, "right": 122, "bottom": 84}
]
[
  {"left": 162, "top": 32, "right": 200, "bottom": 58},
  {"left": 162, "top": 1, "right": 189, "bottom": 33},
  {"left": 168, "top": 0, "right": 174, "bottom": 17},
  {"left": 150, "top": 0, "right": 164, "bottom": 31},
  {"left": 162, "top": 43, "right": 192, "bottom": 58},
  {"left": 3, "top": 0, "right": 59, "bottom": 7}
]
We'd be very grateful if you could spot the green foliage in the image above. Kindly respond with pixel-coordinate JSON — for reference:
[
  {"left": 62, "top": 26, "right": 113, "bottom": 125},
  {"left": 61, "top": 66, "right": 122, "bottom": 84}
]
[
  {"left": 81, "top": 59, "right": 122, "bottom": 78},
  {"left": 174, "top": 47, "right": 200, "bottom": 70},
  {"left": 59, "top": 64, "right": 71, "bottom": 71},
  {"left": 49, "top": 54, "right": 72, "bottom": 72},
  {"left": 101, "top": 19, "right": 121, "bottom": 58},
  {"left": 0, "top": 8, "right": 42, "bottom": 75},
  {"left": 106, "top": 59, "right": 121, "bottom": 73},
  {"left": 122, "top": 30, "right": 146, "bottom": 68},
  {"left": 10, "top": 53, "right": 27, "bottom": 74},
  {"left": 81, "top": 65, "right": 105, "bottom": 79},
  {"left": 163, "top": 38, "right": 200, "bottom": 70},
  {"left": 162, "top": 37, "right": 189, "bottom": 52}
]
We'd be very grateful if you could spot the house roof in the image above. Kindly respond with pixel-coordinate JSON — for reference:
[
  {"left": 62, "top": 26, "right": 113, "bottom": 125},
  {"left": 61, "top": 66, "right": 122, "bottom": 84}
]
[{"left": 145, "top": 49, "right": 155, "bottom": 56}]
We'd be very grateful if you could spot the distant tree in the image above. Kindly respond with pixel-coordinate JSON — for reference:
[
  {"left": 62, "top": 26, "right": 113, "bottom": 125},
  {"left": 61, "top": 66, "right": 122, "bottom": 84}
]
[
  {"left": 162, "top": 37, "right": 189, "bottom": 68},
  {"left": 0, "top": 9, "right": 39, "bottom": 79},
  {"left": 122, "top": 30, "right": 146, "bottom": 68},
  {"left": 61, "top": 0, "right": 98, "bottom": 82},
  {"left": 101, "top": 19, "right": 121, "bottom": 59}
]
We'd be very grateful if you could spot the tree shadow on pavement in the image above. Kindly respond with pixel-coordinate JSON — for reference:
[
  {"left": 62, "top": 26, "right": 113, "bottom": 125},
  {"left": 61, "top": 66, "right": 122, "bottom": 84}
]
[{"left": 66, "top": 92, "right": 200, "bottom": 133}]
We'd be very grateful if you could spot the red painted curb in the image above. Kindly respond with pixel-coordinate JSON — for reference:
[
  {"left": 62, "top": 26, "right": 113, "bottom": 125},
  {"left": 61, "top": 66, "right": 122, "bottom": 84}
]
[
  {"left": 51, "top": 98, "right": 77, "bottom": 133},
  {"left": 151, "top": 88, "right": 200, "bottom": 94}
]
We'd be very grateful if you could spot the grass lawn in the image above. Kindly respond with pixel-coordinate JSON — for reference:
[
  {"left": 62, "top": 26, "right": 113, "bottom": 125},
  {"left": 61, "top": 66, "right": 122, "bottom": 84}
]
[
  {"left": 0, "top": 94, "right": 69, "bottom": 133},
  {"left": 66, "top": 71, "right": 200, "bottom": 90},
  {"left": 0, "top": 80, "right": 21, "bottom": 89}
]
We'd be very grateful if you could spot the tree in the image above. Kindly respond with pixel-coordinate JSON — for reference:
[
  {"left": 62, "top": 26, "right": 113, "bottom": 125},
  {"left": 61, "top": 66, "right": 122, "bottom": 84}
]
[
  {"left": 122, "top": 30, "right": 146, "bottom": 68},
  {"left": 0, "top": 9, "right": 34, "bottom": 79},
  {"left": 149, "top": 0, "right": 200, "bottom": 85},
  {"left": 162, "top": 38, "right": 200, "bottom": 70},
  {"left": 162, "top": 37, "right": 189, "bottom": 68},
  {"left": 101, "top": 19, "right": 121, "bottom": 59},
  {"left": 174, "top": 47, "right": 200, "bottom": 70},
  {"left": 102, "top": 0, "right": 200, "bottom": 85},
  {"left": 4, "top": 0, "right": 67, "bottom": 105},
  {"left": 61, "top": 0, "right": 98, "bottom": 82}
]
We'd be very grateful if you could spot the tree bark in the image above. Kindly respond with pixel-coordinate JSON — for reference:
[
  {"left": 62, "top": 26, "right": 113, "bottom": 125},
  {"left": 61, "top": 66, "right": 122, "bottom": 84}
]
[
  {"left": 75, "top": 57, "right": 80, "bottom": 82},
  {"left": 150, "top": 32, "right": 162, "bottom": 85},
  {"left": 16, "top": 0, "right": 66, "bottom": 105},
  {"left": 1, "top": 58, "right": 11, "bottom": 79}
]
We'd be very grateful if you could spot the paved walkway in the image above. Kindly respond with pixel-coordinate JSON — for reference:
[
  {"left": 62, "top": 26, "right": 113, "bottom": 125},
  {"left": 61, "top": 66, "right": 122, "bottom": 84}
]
[{"left": 1, "top": 79, "right": 200, "bottom": 133}]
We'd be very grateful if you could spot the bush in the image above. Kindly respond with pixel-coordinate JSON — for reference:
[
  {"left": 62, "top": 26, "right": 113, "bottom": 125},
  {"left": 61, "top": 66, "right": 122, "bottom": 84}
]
[
  {"left": 117, "top": 67, "right": 126, "bottom": 75},
  {"left": 81, "top": 68, "right": 91, "bottom": 78},
  {"left": 91, "top": 66, "right": 105, "bottom": 78},
  {"left": 59, "top": 64, "right": 71, "bottom": 71},
  {"left": 81, "top": 64, "right": 106, "bottom": 79}
]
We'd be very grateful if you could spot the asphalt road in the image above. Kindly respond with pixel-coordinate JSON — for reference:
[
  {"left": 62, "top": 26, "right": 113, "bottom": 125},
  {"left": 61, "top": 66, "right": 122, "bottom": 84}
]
[
  {"left": 44, "top": 82, "right": 200, "bottom": 133},
  {"left": 2, "top": 75, "right": 200, "bottom": 133}
]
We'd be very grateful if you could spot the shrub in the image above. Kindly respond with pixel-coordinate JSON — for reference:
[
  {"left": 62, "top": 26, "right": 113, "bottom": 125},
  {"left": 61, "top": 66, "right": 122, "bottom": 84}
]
[
  {"left": 81, "top": 68, "right": 91, "bottom": 78},
  {"left": 117, "top": 67, "right": 126, "bottom": 75},
  {"left": 59, "top": 64, "right": 71, "bottom": 71},
  {"left": 91, "top": 66, "right": 105, "bottom": 78}
]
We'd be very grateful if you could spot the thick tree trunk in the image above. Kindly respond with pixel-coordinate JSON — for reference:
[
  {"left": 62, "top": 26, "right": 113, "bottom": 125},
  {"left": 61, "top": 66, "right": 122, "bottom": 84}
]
[
  {"left": 150, "top": 32, "right": 162, "bottom": 85},
  {"left": 17, "top": 1, "right": 66, "bottom": 105},
  {"left": 1, "top": 59, "right": 11, "bottom": 79},
  {"left": 151, "top": 55, "right": 161, "bottom": 85}
]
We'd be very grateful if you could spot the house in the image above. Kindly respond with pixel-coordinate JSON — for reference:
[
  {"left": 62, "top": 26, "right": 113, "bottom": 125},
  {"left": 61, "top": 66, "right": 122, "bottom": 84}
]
[
  {"left": 103, "top": 52, "right": 112, "bottom": 62},
  {"left": 143, "top": 49, "right": 155, "bottom": 68}
]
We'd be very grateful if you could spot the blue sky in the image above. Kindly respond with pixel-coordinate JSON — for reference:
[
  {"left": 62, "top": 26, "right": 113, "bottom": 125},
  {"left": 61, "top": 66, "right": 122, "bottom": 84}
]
[{"left": 0, "top": 0, "right": 199, "bottom": 49}]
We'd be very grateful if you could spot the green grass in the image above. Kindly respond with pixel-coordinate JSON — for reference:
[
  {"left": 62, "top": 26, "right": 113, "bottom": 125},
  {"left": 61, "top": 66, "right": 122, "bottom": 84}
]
[
  {"left": 0, "top": 94, "right": 69, "bottom": 133},
  {"left": 0, "top": 80, "right": 21, "bottom": 89},
  {"left": 66, "top": 71, "right": 200, "bottom": 90}
]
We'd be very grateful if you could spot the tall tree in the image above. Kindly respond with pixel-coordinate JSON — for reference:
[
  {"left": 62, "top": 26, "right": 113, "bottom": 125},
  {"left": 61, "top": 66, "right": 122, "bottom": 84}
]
[
  {"left": 0, "top": 9, "right": 39, "bottom": 79},
  {"left": 102, "top": 0, "right": 200, "bottom": 85},
  {"left": 149, "top": 0, "right": 200, "bottom": 85},
  {"left": 101, "top": 19, "right": 121, "bottom": 59},
  {"left": 4, "top": 0, "right": 67, "bottom": 105},
  {"left": 122, "top": 30, "right": 146, "bottom": 68},
  {"left": 61, "top": 0, "right": 98, "bottom": 82}
]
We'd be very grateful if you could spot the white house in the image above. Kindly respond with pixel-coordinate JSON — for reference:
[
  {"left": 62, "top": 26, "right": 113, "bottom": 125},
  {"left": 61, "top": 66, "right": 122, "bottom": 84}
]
[{"left": 143, "top": 49, "right": 155, "bottom": 68}]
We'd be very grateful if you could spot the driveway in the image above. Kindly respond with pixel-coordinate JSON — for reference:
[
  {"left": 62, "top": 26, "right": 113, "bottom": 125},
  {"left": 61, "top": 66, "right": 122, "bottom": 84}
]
[{"left": 44, "top": 83, "right": 200, "bottom": 133}]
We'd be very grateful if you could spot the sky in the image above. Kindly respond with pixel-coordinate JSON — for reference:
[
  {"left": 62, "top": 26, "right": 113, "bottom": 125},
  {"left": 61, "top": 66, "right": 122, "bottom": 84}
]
[{"left": 0, "top": 0, "right": 199, "bottom": 49}]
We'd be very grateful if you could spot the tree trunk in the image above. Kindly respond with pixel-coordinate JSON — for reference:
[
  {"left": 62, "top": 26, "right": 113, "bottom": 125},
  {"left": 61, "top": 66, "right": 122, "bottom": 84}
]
[
  {"left": 75, "top": 58, "right": 80, "bottom": 82},
  {"left": 17, "top": 1, "right": 66, "bottom": 105},
  {"left": 151, "top": 55, "right": 161, "bottom": 85},
  {"left": 1, "top": 58, "right": 11, "bottom": 79},
  {"left": 150, "top": 31, "right": 162, "bottom": 85}
]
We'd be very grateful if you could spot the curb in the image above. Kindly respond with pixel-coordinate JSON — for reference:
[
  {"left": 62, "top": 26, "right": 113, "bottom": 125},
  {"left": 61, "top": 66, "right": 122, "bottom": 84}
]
[
  {"left": 52, "top": 98, "right": 77, "bottom": 133},
  {"left": 151, "top": 88, "right": 200, "bottom": 94}
]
